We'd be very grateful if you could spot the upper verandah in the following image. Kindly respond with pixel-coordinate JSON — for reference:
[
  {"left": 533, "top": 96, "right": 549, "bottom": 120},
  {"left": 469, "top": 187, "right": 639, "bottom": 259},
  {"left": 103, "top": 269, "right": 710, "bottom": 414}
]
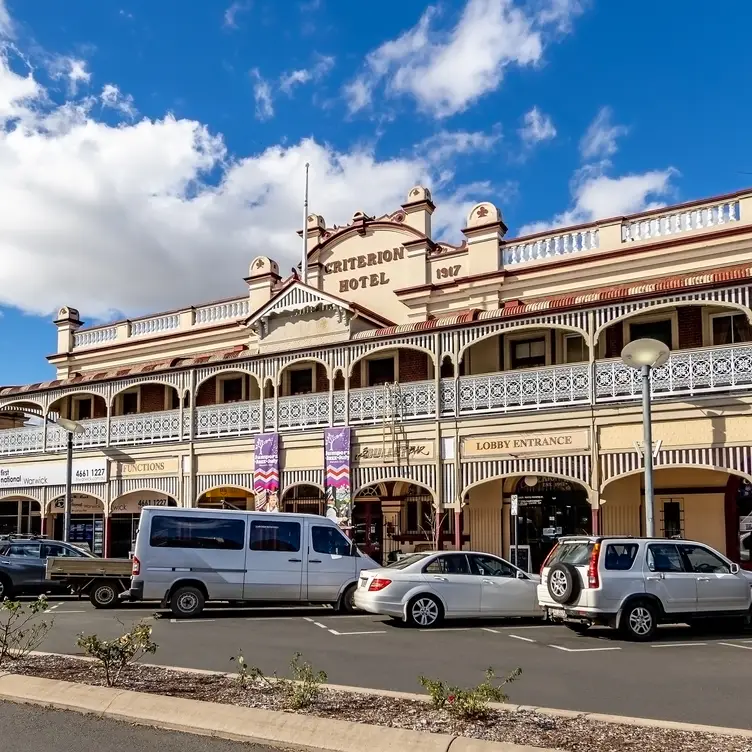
[{"left": 51, "top": 185, "right": 752, "bottom": 366}]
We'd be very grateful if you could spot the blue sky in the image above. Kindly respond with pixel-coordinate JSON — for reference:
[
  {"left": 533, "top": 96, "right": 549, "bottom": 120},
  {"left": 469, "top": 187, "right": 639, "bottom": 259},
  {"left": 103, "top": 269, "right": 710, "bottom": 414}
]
[{"left": 0, "top": 0, "right": 751, "bottom": 385}]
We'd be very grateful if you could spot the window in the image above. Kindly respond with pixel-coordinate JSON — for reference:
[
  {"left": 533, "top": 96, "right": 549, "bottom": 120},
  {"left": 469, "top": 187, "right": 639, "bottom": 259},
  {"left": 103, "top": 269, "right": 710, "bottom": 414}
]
[
  {"left": 311, "top": 526, "right": 353, "bottom": 556},
  {"left": 6, "top": 544, "right": 41, "bottom": 558},
  {"left": 42, "top": 543, "right": 86, "bottom": 559},
  {"left": 647, "top": 543, "right": 684, "bottom": 573},
  {"left": 249, "top": 520, "right": 300, "bottom": 552},
  {"left": 122, "top": 391, "right": 138, "bottom": 415},
  {"left": 385, "top": 553, "right": 429, "bottom": 569},
  {"left": 149, "top": 515, "right": 244, "bottom": 550},
  {"left": 469, "top": 554, "right": 516, "bottom": 578},
  {"left": 548, "top": 541, "right": 593, "bottom": 567},
  {"left": 423, "top": 553, "right": 470, "bottom": 575},
  {"left": 564, "top": 334, "right": 586, "bottom": 364},
  {"left": 74, "top": 398, "right": 92, "bottom": 421},
  {"left": 712, "top": 313, "right": 752, "bottom": 345},
  {"left": 511, "top": 338, "right": 546, "bottom": 369},
  {"left": 368, "top": 357, "right": 395, "bottom": 386},
  {"left": 222, "top": 377, "right": 244, "bottom": 403},
  {"left": 604, "top": 543, "right": 638, "bottom": 571},
  {"left": 680, "top": 545, "right": 731, "bottom": 574},
  {"left": 289, "top": 369, "right": 313, "bottom": 396},
  {"left": 629, "top": 319, "right": 672, "bottom": 349}
]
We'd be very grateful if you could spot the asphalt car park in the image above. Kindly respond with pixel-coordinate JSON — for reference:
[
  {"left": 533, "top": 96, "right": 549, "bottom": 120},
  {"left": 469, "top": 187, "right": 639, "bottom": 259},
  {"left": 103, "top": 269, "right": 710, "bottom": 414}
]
[{"left": 22, "top": 597, "right": 752, "bottom": 730}]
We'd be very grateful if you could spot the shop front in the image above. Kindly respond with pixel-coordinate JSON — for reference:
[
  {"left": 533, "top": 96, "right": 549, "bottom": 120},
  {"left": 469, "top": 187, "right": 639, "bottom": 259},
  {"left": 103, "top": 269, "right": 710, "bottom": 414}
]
[
  {"left": 0, "top": 497, "right": 41, "bottom": 536},
  {"left": 197, "top": 486, "right": 255, "bottom": 510},
  {"left": 50, "top": 493, "right": 105, "bottom": 555},
  {"left": 109, "top": 490, "right": 176, "bottom": 558}
]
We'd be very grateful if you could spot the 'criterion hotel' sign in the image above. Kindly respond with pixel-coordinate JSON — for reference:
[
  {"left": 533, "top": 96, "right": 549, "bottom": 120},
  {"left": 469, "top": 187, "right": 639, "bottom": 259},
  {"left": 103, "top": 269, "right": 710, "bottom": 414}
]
[
  {"left": 463, "top": 429, "right": 589, "bottom": 457},
  {"left": 324, "top": 247, "right": 405, "bottom": 293}
]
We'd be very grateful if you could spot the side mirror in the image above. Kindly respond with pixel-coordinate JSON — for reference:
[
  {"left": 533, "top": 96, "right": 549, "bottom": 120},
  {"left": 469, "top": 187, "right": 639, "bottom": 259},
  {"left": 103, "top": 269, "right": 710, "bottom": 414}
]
[
  {"left": 730, "top": 562, "right": 740, "bottom": 574},
  {"left": 516, "top": 570, "right": 527, "bottom": 579}
]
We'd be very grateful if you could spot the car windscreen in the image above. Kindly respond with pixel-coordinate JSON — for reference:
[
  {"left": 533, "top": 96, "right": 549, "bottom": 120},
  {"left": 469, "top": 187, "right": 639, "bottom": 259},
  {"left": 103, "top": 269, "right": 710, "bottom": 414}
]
[
  {"left": 385, "top": 553, "right": 429, "bottom": 569},
  {"left": 548, "top": 541, "right": 593, "bottom": 567}
]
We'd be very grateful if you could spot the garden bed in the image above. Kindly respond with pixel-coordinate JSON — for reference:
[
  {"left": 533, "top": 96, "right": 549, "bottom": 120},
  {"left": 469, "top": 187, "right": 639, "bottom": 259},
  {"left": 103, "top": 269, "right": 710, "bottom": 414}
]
[{"left": 7, "top": 654, "right": 750, "bottom": 752}]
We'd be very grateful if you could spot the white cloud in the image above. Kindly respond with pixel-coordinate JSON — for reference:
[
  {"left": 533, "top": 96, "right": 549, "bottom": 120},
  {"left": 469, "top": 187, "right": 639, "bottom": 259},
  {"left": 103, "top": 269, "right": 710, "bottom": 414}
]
[
  {"left": 0, "top": 40, "right": 490, "bottom": 320},
  {"left": 534, "top": 0, "right": 589, "bottom": 32},
  {"left": 580, "top": 106, "right": 628, "bottom": 160},
  {"left": 250, "top": 68, "right": 273, "bottom": 120},
  {"left": 279, "top": 55, "right": 334, "bottom": 95},
  {"left": 345, "top": 0, "right": 583, "bottom": 118},
  {"left": 48, "top": 56, "right": 91, "bottom": 95},
  {"left": 519, "top": 106, "right": 556, "bottom": 145},
  {"left": 100, "top": 83, "right": 136, "bottom": 117},
  {"left": 416, "top": 127, "right": 501, "bottom": 163},
  {"left": 224, "top": 1, "right": 250, "bottom": 29},
  {"left": 0, "top": 0, "right": 12, "bottom": 37}
]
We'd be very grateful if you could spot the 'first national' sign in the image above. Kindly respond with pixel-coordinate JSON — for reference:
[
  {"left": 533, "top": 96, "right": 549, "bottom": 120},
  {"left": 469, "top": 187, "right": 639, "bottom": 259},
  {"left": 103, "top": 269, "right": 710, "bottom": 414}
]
[{"left": 0, "top": 459, "right": 108, "bottom": 489}]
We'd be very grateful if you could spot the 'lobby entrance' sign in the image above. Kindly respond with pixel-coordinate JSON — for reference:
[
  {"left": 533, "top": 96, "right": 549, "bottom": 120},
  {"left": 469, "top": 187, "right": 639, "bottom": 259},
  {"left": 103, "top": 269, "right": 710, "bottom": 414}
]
[{"left": 464, "top": 429, "right": 590, "bottom": 457}]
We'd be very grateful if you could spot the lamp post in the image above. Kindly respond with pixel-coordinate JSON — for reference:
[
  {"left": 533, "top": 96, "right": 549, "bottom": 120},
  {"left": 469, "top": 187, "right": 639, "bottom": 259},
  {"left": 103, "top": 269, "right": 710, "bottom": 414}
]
[
  {"left": 620, "top": 338, "right": 670, "bottom": 538},
  {"left": 55, "top": 417, "right": 85, "bottom": 543}
]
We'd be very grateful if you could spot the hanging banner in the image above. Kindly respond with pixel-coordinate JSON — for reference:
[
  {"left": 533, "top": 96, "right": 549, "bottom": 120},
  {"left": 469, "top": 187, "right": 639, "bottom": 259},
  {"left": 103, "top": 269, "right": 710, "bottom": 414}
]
[
  {"left": 254, "top": 433, "right": 279, "bottom": 512},
  {"left": 324, "top": 427, "right": 352, "bottom": 530}
]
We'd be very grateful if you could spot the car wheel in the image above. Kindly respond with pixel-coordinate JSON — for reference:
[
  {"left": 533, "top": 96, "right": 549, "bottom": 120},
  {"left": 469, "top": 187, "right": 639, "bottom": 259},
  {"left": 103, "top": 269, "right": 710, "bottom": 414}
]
[
  {"left": 547, "top": 563, "right": 580, "bottom": 605},
  {"left": 565, "top": 622, "right": 590, "bottom": 635},
  {"left": 0, "top": 575, "right": 12, "bottom": 601},
  {"left": 89, "top": 581, "right": 119, "bottom": 609},
  {"left": 406, "top": 594, "right": 443, "bottom": 628},
  {"left": 170, "top": 586, "right": 205, "bottom": 619},
  {"left": 620, "top": 600, "right": 657, "bottom": 641},
  {"left": 337, "top": 584, "right": 358, "bottom": 614}
]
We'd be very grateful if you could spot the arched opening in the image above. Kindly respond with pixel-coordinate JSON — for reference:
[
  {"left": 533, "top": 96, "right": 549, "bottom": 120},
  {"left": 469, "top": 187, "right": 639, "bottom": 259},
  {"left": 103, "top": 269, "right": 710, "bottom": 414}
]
[
  {"left": 196, "top": 371, "right": 259, "bottom": 408},
  {"left": 111, "top": 383, "right": 184, "bottom": 416},
  {"left": 0, "top": 496, "right": 41, "bottom": 536},
  {"left": 49, "top": 392, "right": 107, "bottom": 423},
  {"left": 50, "top": 493, "right": 105, "bottom": 555},
  {"left": 109, "top": 491, "right": 177, "bottom": 558},
  {"left": 278, "top": 361, "right": 330, "bottom": 429},
  {"left": 439, "top": 355, "right": 455, "bottom": 379},
  {"left": 281, "top": 484, "right": 325, "bottom": 515},
  {"left": 279, "top": 360, "right": 329, "bottom": 398},
  {"left": 0, "top": 401, "right": 47, "bottom": 455},
  {"left": 197, "top": 486, "right": 254, "bottom": 510},
  {"left": 349, "top": 347, "right": 435, "bottom": 389},
  {"left": 602, "top": 467, "right": 738, "bottom": 557}
]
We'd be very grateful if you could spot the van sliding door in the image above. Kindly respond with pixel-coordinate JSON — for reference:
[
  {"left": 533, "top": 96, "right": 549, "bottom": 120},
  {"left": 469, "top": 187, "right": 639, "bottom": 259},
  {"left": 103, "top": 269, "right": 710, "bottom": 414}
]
[{"left": 243, "top": 518, "right": 303, "bottom": 600}]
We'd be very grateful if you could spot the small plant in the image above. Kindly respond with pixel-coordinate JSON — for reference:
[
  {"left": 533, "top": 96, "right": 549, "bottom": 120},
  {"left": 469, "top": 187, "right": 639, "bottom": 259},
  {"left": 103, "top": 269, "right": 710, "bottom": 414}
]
[
  {"left": 76, "top": 621, "right": 157, "bottom": 687},
  {"left": 0, "top": 596, "right": 52, "bottom": 666},
  {"left": 419, "top": 667, "right": 522, "bottom": 721},
  {"left": 231, "top": 651, "right": 274, "bottom": 690},
  {"left": 278, "top": 652, "right": 327, "bottom": 710}
]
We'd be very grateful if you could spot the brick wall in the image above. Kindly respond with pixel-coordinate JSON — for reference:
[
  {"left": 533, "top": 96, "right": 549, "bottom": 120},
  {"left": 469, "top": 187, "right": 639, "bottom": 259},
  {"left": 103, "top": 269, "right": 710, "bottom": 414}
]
[
  {"left": 350, "top": 366, "right": 362, "bottom": 389},
  {"left": 92, "top": 398, "right": 107, "bottom": 419},
  {"left": 140, "top": 384, "right": 166, "bottom": 413},
  {"left": 605, "top": 325, "right": 624, "bottom": 359},
  {"left": 196, "top": 377, "right": 216, "bottom": 407},
  {"left": 315, "top": 363, "right": 329, "bottom": 393},
  {"left": 678, "top": 306, "right": 703, "bottom": 349},
  {"left": 398, "top": 350, "right": 429, "bottom": 383},
  {"left": 333, "top": 371, "right": 345, "bottom": 391}
]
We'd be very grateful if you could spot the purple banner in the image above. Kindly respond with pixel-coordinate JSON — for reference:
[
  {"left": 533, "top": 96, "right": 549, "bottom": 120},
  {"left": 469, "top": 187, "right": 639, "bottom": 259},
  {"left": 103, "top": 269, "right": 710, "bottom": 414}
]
[
  {"left": 254, "top": 433, "right": 279, "bottom": 512},
  {"left": 324, "top": 427, "right": 351, "bottom": 529}
]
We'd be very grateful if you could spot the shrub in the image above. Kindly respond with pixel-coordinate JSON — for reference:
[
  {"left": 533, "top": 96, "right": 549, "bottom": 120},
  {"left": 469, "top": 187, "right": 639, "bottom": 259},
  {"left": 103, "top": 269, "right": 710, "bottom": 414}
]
[
  {"left": 231, "top": 651, "right": 273, "bottom": 690},
  {"left": 0, "top": 596, "right": 52, "bottom": 666},
  {"left": 419, "top": 667, "right": 522, "bottom": 721},
  {"left": 278, "top": 652, "right": 327, "bottom": 710},
  {"left": 76, "top": 621, "right": 157, "bottom": 687}
]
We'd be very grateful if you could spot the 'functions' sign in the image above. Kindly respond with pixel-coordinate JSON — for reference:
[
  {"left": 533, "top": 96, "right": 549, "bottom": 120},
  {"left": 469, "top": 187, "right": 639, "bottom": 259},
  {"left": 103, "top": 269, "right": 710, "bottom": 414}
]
[
  {"left": 0, "top": 459, "right": 108, "bottom": 489},
  {"left": 463, "top": 430, "right": 590, "bottom": 458},
  {"left": 110, "top": 458, "right": 179, "bottom": 478},
  {"left": 324, "top": 246, "right": 405, "bottom": 293}
]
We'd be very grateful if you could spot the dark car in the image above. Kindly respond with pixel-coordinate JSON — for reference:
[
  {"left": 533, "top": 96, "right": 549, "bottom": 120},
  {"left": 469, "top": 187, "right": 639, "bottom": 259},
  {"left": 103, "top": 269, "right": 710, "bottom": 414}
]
[{"left": 0, "top": 537, "right": 95, "bottom": 599}]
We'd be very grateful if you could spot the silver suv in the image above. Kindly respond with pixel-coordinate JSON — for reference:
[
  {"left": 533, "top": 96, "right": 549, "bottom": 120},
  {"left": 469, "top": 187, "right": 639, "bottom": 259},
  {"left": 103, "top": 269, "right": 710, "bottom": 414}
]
[{"left": 537, "top": 536, "right": 752, "bottom": 641}]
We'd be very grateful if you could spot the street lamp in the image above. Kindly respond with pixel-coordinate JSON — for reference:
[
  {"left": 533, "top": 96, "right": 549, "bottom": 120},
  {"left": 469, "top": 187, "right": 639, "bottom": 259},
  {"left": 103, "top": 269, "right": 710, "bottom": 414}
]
[
  {"left": 620, "top": 338, "right": 670, "bottom": 538},
  {"left": 55, "top": 417, "right": 85, "bottom": 543}
]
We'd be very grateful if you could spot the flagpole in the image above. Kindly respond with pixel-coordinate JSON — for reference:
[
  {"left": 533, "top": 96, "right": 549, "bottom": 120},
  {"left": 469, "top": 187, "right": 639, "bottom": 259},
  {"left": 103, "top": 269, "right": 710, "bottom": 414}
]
[{"left": 302, "top": 162, "right": 310, "bottom": 284}]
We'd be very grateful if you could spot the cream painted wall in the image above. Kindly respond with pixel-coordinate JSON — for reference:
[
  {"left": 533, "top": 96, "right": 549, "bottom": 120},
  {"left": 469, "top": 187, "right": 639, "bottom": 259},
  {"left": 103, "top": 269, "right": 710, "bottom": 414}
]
[
  {"left": 681, "top": 495, "right": 726, "bottom": 554},
  {"left": 466, "top": 480, "right": 502, "bottom": 556},
  {"left": 465, "top": 338, "right": 500, "bottom": 375}
]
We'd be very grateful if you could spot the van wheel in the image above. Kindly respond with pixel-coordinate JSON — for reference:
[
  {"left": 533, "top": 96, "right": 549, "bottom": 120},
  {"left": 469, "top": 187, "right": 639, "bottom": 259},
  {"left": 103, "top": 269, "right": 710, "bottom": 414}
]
[
  {"left": 170, "top": 586, "right": 205, "bottom": 618},
  {"left": 89, "top": 581, "right": 119, "bottom": 609},
  {"left": 620, "top": 600, "right": 657, "bottom": 641},
  {"left": 337, "top": 584, "right": 358, "bottom": 614}
]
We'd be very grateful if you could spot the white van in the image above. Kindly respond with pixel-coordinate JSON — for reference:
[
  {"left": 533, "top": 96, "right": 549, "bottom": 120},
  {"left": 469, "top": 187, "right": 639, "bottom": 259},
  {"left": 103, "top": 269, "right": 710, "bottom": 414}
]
[{"left": 127, "top": 507, "right": 380, "bottom": 618}]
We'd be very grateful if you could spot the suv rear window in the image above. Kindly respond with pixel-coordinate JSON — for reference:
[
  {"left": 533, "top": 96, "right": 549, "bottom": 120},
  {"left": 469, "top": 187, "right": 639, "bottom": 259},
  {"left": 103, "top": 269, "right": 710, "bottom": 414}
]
[
  {"left": 547, "top": 541, "right": 593, "bottom": 567},
  {"left": 604, "top": 543, "right": 638, "bottom": 571}
]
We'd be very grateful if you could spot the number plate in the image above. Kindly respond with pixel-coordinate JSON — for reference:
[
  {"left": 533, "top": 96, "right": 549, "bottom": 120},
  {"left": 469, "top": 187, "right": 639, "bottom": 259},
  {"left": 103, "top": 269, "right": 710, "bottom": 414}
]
[
  {"left": 548, "top": 608, "right": 566, "bottom": 619},
  {"left": 359, "top": 577, "right": 368, "bottom": 589}
]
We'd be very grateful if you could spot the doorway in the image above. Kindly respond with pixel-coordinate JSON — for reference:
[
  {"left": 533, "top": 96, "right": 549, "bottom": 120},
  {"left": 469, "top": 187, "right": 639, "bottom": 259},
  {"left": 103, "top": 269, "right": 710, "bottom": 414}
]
[{"left": 352, "top": 500, "right": 384, "bottom": 563}]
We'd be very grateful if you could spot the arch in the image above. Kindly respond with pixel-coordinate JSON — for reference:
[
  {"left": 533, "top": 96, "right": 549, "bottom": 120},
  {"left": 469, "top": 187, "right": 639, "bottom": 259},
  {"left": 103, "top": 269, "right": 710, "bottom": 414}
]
[
  {"left": 353, "top": 477, "right": 437, "bottom": 502},
  {"left": 0, "top": 491, "right": 41, "bottom": 503},
  {"left": 47, "top": 391, "right": 108, "bottom": 414},
  {"left": 46, "top": 491, "right": 105, "bottom": 516},
  {"left": 348, "top": 344, "right": 436, "bottom": 377},
  {"left": 594, "top": 299, "right": 752, "bottom": 342},
  {"left": 110, "top": 380, "right": 182, "bottom": 406},
  {"left": 0, "top": 398, "right": 46, "bottom": 414},
  {"left": 458, "top": 323, "right": 590, "bottom": 363},
  {"left": 280, "top": 482, "right": 325, "bottom": 498},
  {"left": 599, "top": 464, "right": 752, "bottom": 494},
  {"left": 277, "top": 356, "right": 330, "bottom": 386},
  {"left": 353, "top": 483, "right": 387, "bottom": 499},
  {"left": 109, "top": 489, "right": 176, "bottom": 514},
  {"left": 462, "top": 471, "right": 594, "bottom": 501},
  {"left": 194, "top": 368, "right": 260, "bottom": 392},
  {"left": 196, "top": 484, "right": 255, "bottom": 510}
]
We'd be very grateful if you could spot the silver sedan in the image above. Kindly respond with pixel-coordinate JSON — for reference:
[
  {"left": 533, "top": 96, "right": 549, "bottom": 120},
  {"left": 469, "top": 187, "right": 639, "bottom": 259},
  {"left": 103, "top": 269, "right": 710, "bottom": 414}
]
[{"left": 353, "top": 550, "right": 542, "bottom": 627}]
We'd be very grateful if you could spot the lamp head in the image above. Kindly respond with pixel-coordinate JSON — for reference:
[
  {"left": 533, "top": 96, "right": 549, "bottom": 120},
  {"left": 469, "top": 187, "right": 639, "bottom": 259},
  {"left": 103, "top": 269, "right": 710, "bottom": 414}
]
[
  {"left": 620, "top": 338, "right": 670, "bottom": 369},
  {"left": 56, "top": 417, "right": 85, "bottom": 434}
]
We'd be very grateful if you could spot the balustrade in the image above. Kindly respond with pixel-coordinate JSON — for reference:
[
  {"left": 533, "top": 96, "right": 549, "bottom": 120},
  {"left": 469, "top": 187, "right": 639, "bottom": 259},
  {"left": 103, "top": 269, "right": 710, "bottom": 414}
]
[
  {"left": 1, "top": 347, "right": 752, "bottom": 457},
  {"left": 503, "top": 228, "right": 599, "bottom": 266},
  {"left": 621, "top": 200, "right": 740, "bottom": 243}
]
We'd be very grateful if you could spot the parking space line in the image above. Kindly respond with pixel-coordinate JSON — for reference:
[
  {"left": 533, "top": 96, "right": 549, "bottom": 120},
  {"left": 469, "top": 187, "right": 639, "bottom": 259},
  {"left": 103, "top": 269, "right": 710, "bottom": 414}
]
[
  {"left": 509, "top": 634, "right": 536, "bottom": 643},
  {"left": 50, "top": 610, "right": 87, "bottom": 614},
  {"left": 650, "top": 642, "right": 707, "bottom": 648},
  {"left": 328, "top": 630, "right": 387, "bottom": 636},
  {"left": 481, "top": 628, "right": 499, "bottom": 634},
  {"left": 169, "top": 619, "right": 216, "bottom": 624},
  {"left": 719, "top": 642, "right": 752, "bottom": 650},
  {"left": 548, "top": 645, "right": 621, "bottom": 652}
]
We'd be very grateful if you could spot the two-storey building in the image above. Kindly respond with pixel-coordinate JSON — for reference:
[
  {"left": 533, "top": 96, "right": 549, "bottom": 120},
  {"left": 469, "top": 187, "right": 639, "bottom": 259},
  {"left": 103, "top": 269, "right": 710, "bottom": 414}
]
[{"left": 2, "top": 185, "right": 752, "bottom": 569}]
